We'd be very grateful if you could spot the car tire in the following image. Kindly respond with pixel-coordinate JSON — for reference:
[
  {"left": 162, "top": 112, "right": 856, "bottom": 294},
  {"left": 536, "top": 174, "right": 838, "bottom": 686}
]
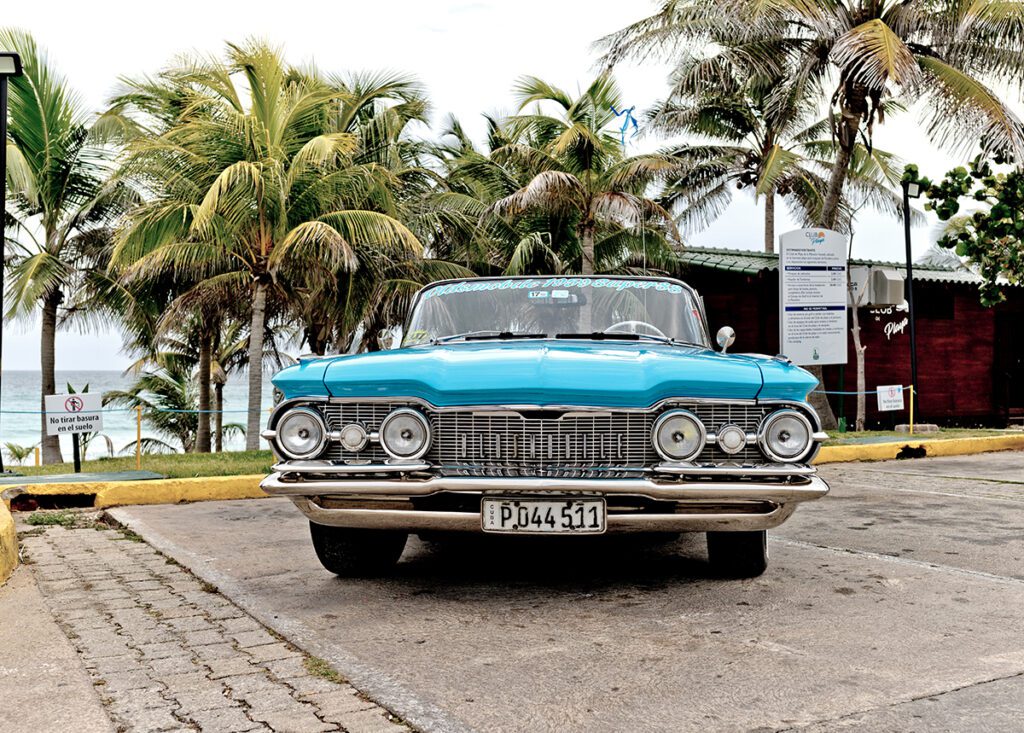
[
  {"left": 706, "top": 530, "right": 768, "bottom": 578},
  {"left": 309, "top": 522, "right": 408, "bottom": 577}
]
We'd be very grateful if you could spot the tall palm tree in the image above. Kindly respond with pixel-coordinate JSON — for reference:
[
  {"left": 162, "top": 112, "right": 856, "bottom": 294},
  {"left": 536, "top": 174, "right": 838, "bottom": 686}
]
[
  {"left": 108, "top": 42, "right": 424, "bottom": 449},
  {"left": 490, "top": 75, "right": 683, "bottom": 276},
  {"left": 651, "top": 61, "right": 908, "bottom": 251},
  {"left": 600, "top": 0, "right": 1024, "bottom": 229},
  {"left": 1, "top": 28, "right": 126, "bottom": 463}
]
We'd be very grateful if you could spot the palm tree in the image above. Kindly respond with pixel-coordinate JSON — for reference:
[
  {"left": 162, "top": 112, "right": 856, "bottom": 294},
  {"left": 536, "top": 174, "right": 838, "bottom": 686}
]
[
  {"left": 489, "top": 75, "right": 683, "bottom": 276},
  {"left": 1, "top": 29, "right": 127, "bottom": 463},
  {"left": 108, "top": 42, "right": 424, "bottom": 449},
  {"left": 105, "top": 352, "right": 205, "bottom": 453},
  {"left": 650, "top": 61, "right": 909, "bottom": 251},
  {"left": 600, "top": 0, "right": 1024, "bottom": 230}
]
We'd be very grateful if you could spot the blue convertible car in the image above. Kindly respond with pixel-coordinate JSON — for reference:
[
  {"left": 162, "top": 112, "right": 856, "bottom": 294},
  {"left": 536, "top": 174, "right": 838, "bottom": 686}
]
[{"left": 261, "top": 276, "right": 829, "bottom": 577}]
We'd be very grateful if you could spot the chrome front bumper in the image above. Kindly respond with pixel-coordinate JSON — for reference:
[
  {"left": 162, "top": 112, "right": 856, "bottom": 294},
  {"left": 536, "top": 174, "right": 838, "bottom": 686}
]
[{"left": 261, "top": 471, "right": 830, "bottom": 533}]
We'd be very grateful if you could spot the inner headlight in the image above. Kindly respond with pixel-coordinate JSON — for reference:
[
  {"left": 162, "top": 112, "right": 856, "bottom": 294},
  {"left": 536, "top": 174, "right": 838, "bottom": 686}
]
[
  {"left": 652, "top": 409, "right": 706, "bottom": 462},
  {"left": 758, "top": 409, "right": 813, "bottom": 463},
  {"left": 379, "top": 408, "right": 431, "bottom": 460},
  {"left": 276, "top": 407, "right": 327, "bottom": 460}
]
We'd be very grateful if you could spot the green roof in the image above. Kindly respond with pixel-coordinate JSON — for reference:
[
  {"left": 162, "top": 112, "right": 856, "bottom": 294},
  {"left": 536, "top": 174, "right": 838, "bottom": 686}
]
[{"left": 679, "top": 246, "right": 993, "bottom": 286}]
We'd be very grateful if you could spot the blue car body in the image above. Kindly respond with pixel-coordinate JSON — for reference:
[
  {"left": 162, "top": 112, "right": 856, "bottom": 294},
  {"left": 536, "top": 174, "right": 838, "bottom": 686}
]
[{"left": 273, "top": 341, "right": 818, "bottom": 407}]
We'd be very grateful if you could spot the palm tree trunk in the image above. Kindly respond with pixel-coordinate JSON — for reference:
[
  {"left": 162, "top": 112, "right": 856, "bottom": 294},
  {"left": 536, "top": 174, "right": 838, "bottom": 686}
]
[
  {"left": 196, "top": 330, "right": 212, "bottom": 453},
  {"left": 581, "top": 225, "right": 596, "bottom": 276},
  {"left": 820, "top": 143, "right": 854, "bottom": 230},
  {"left": 39, "top": 291, "right": 63, "bottom": 464},
  {"left": 764, "top": 193, "right": 775, "bottom": 254},
  {"left": 245, "top": 281, "right": 268, "bottom": 451},
  {"left": 214, "top": 382, "right": 224, "bottom": 453}
]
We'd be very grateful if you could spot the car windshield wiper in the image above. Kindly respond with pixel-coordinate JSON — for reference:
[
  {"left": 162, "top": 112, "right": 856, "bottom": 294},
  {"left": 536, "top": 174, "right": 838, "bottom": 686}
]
[
  {"left": 432, "top": 330, "right": 548, "bottom": 344},
  {"left": 554, "top": 332, "right": 703, "bottom": 348}
]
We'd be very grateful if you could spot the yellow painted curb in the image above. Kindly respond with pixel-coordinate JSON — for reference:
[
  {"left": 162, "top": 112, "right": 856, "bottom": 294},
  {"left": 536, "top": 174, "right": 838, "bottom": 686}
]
[
  {"left": 0, "top": 502, "right": 17, "bottom": 586},
  {"left": 2, "top": 474, "right": 266, "bottom": 510},
  {"left": 815, "top": 434, "right": 1024, "bottom": 464}
]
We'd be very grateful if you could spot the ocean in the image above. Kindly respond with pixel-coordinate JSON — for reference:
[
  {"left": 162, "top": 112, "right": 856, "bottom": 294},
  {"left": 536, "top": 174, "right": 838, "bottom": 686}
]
[{"left": 0, "top": 370, "right": 276, "bottom": 459}]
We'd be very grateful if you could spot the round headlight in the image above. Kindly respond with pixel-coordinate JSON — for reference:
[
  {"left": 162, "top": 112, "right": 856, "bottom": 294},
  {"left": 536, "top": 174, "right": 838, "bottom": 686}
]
[
  {"left": 276, "top": 407, "right": 327, "bottom": 460},
  {"left": 716, "top": 424, "right": 748, "bottom": 455},
  {"left": 379, "top": 408, "right": 431, "bottom": 460},
  {"left": 652, "top": 409, "right": 706, "bottom": 462},
  {"left": 758, "top": 409, "right": 813, "bottom": 463}
]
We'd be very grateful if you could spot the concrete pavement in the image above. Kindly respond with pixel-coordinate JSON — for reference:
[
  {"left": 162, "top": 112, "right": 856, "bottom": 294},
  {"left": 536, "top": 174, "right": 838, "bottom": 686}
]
[
  {"left": 106, "top": 451, "right": 1024, "bottom": 732},
  {"left": 0, "top": 566, "right": 113, "bottom": 733},
  {"left": 12, "top": 520, "right": 407, "bottom": 733}
]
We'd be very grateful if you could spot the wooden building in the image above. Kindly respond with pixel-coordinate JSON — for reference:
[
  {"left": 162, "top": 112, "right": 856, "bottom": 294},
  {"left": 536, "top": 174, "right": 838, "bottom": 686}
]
[{"left": 679, "top": 247, "right": 1024, "bottom": 427}]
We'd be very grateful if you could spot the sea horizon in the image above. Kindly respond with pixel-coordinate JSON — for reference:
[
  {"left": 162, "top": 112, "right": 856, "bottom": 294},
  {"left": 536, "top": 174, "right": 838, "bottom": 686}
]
[{"left": 0, "top": 369, "right": 275, "bottom": 460}]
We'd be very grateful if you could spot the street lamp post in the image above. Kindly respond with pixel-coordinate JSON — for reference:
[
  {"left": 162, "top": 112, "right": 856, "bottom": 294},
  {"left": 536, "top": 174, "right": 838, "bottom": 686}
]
[
  {"left": 1, "top": 52, "right": 24, "bottom": 474},
  {"left": 902, "top": 179, "right": 921, "bottom": 419}
]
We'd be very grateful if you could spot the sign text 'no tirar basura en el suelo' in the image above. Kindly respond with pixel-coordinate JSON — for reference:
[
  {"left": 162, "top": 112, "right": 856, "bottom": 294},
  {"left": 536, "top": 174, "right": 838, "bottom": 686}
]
[{"left": 44, "top": 393, "right": 104, "bottom": 436}]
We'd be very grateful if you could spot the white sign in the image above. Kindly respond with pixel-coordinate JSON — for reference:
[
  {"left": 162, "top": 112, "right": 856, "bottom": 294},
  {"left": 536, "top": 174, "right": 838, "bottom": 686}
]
[
  {"left": 44, "top": 393, "right": 104, "bottom": 436},
  {"left": 779, "top": 228, "right": 849, "bottom": 366},
  {"left": 876, "top": 385, "right": 905, "bottom": 412}
]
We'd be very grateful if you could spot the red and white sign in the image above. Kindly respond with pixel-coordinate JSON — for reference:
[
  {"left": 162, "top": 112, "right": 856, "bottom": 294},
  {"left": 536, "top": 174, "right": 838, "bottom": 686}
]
[
  {"left": 876, "top": 385, "right": 905, "bottom": 412},
  {"left": 45, "top": 393, "right": 103, "bottom": 436}
]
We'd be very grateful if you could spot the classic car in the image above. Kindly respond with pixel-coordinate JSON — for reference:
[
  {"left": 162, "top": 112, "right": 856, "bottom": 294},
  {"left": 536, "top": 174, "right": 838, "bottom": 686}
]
[{"left": 261, "top": 275, "right": 829, "bottom": 578}]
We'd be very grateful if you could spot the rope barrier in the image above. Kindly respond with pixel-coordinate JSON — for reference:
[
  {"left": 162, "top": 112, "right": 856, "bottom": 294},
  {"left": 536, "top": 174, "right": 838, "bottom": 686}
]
[{"left": 811, "top": 385, "right": 911, "bottom": 396}]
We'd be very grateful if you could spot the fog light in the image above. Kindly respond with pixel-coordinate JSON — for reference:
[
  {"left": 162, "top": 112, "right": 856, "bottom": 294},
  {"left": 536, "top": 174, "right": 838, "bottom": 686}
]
[
  {"left": 758, "top": 409, "right": 813, "bottom": 462},
  {"left": 276, "top": 407, "right": 327, "bottom": 460},
  {"left": 716, "top": 424, "right": 747, "bottom": 455},
  {"left": 379, "top": 408, "right": 431, "bottom": 460},
  {"left": 339, "top": 423, "right": 368, "bottom": 452},
  {"left": 652, "top": 410, "right": 706, "bottom": 462}
]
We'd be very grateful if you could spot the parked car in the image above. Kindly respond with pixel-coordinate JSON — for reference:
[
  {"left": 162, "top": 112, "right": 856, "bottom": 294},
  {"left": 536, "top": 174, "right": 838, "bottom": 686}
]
[{"left": 261, "top": 276, "right": 829, "bottom": 577}]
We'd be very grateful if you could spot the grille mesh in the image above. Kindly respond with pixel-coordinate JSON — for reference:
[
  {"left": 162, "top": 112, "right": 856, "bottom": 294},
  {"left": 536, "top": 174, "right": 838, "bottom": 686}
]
[{"left": 315, "top": 401, "right": 772, "bottom": 469}]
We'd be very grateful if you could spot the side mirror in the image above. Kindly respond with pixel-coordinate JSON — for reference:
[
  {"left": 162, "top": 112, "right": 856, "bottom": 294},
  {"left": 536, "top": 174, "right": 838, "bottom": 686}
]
[{"left": 716, "top": 326, "right": 736, "bottom": 353}]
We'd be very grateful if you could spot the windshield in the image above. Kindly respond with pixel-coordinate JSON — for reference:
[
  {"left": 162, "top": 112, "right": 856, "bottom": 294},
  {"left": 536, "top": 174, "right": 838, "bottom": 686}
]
[{"left": 402, "top": 277, "right": 708, "bottom": 347}]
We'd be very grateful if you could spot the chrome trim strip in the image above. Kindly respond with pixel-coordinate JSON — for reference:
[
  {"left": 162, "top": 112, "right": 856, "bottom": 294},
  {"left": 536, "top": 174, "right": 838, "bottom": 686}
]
[
  {"left": 291, "top": 498, "right": 798, "bottom": 533},
  {"left": 262, "top": 474, "right": 830, "bottom": 505},
  {"left": 272, "top": 460, "right": 431, "bottom": 474},
  {"left": 652, "top": 463, "right": 815, "bottom": 477}
]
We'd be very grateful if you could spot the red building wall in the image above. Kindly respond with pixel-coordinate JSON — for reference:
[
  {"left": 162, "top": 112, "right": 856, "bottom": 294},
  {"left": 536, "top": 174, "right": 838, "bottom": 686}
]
[{"left": 688, "top": 267, "right": 1018, "bottom": 426}]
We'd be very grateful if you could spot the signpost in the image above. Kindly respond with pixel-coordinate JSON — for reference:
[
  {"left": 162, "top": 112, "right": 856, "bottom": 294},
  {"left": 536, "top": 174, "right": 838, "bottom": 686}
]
[
  {"left": 44, "top": 393, "right": 103, "bottom": 472},
  {"left": 778, "top": 228, "right": 849, "bottom": 366}
]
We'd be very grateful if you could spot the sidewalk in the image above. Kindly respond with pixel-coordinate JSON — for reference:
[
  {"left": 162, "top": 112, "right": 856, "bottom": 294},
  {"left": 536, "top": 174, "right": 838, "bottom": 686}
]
[
  {"left": 9, "top": 520, "right": 408, "bottom": 733},
  {"left": 0, "top": 568, "right": 113, "bottom": 733}
]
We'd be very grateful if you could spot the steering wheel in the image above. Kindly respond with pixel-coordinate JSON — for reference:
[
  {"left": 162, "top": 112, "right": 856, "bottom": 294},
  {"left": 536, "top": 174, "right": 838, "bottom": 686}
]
[{"left": 605, "top": 320, "right": 667, "bottom": 338}]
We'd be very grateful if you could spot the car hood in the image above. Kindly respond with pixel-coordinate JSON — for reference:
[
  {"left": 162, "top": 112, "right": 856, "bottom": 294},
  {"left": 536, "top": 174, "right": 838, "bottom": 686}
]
[{"left": 273, "top": 341, "right": 817, "bottom": 407}]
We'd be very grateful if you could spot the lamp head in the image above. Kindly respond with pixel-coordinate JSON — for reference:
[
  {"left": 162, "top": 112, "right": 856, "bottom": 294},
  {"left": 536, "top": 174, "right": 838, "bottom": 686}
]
[
  {"left": 904, "top": 180, "right": 921, "bottom": 199},
  {"left": 0, "top": 52, "right": 23, "bottom": 77}
]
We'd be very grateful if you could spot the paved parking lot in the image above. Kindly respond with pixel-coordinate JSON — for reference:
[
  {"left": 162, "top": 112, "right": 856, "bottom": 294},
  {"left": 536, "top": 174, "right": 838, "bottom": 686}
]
[{"left": 109, "top": 452, "right": 1024, "bottom": 732}]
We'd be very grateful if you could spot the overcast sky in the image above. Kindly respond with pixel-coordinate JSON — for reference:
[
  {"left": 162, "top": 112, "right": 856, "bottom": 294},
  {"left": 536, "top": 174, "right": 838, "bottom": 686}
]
[{"left": 2, "top": 0, "right": 976, "bottom": 370}]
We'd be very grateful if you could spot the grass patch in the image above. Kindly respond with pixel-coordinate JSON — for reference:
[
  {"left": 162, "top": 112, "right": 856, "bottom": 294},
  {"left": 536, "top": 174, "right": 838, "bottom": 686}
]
[
  {"left": 303, "top": 656, "right": 346, "bottom": 684},
  {"left": 116, "top": 529, "right": 145, "bottom": 543},
  {"left": 824, "top": 428, "right": 1015, "bottom": 446},
  {"left": 15, "top": 450, "right": 273, "bottom": 479},
  {"left": 25, "top": 510, "right": 77, "bottom": 527}
]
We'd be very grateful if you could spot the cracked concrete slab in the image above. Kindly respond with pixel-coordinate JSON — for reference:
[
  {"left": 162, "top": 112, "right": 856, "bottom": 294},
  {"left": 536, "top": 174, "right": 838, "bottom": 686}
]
[{"left": 110, "top": 451, "right": 1024, "bottom": 732}]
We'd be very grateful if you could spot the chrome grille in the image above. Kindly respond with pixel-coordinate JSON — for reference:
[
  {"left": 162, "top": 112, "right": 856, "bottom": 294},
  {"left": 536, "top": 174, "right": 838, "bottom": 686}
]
[
  {"left": 431, "top": 411, "right": 656, "bottom": 471},
  {"left": 314, "top": 400, "right": 773, "bottom": 471}
]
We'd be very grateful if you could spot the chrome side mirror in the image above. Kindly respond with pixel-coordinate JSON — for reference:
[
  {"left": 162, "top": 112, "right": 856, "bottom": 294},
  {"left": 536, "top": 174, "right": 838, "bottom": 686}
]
[{"left": 716, "top": 326, "right": 736, "bottom": 353}]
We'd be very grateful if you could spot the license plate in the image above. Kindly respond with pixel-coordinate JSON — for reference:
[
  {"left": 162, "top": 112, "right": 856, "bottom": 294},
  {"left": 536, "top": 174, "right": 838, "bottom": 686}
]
[{"left": 481, "top": 497, "right": 606, "bottom": 534}]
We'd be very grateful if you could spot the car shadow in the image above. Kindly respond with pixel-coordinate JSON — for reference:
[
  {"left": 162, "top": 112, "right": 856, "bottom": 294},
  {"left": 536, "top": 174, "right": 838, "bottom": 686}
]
[{"left": 373, "top": 532, "right": 726, "bottom": 593}]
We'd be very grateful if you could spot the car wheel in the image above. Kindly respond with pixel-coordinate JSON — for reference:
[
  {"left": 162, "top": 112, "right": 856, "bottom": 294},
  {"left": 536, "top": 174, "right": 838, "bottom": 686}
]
[
  {"left": 308, "top": 522, "right": 408, "bottom": 577},
  {"left": 706, "top": 530, "right": 768, "bottom": 578}
]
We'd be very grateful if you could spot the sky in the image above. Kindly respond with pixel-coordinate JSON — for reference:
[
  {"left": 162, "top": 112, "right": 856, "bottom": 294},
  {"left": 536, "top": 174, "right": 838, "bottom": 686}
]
[{"left": 1, "top": 0, "right": 983, "bottom": 370}]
